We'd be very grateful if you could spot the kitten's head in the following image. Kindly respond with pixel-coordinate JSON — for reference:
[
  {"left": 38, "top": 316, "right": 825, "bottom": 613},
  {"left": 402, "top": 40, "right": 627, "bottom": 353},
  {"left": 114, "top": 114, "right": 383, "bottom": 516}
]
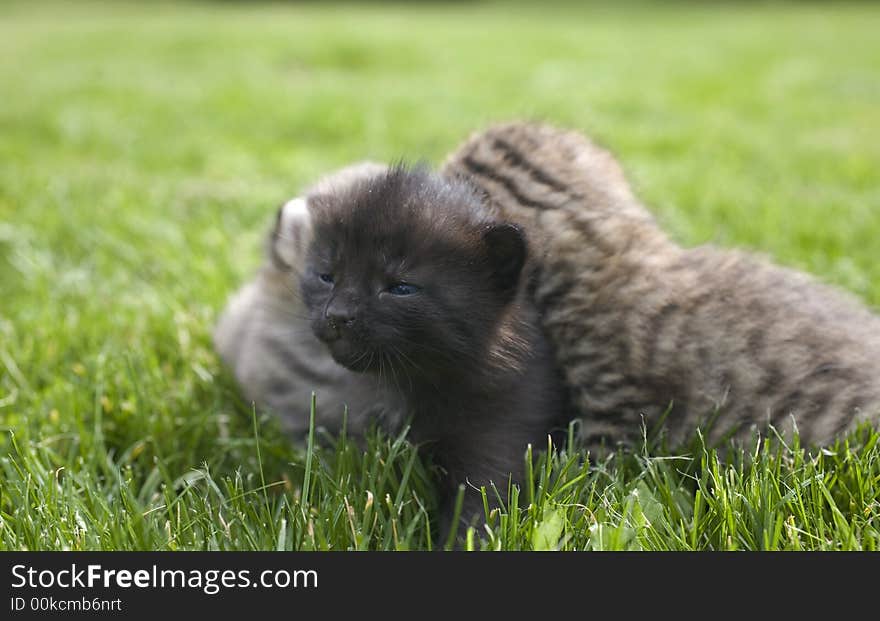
[
  {"left": 300, "top": 164, "right": 527, "bottom": 379},
  {"left": 270, "top": 162, "right": 388, "bottom": 274}
]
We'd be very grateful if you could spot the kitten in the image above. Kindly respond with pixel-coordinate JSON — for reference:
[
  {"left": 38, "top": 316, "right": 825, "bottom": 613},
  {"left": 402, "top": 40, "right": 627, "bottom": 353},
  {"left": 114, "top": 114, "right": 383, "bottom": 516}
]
[
  {"left": 443, "top": 121, "right": 880, "bottom": 451},
  {"left": 213, "top": 162, "right": 397, "bottom": 439},
  {"left": 299, "top": 164, "right": 567, "bottom": 536}
]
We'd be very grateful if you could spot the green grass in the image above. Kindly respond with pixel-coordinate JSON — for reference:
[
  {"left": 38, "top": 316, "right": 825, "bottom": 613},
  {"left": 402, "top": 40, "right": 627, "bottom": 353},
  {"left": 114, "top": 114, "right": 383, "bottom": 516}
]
[{"left": 2, "top": 0, "right": 879, "bottom": 550}]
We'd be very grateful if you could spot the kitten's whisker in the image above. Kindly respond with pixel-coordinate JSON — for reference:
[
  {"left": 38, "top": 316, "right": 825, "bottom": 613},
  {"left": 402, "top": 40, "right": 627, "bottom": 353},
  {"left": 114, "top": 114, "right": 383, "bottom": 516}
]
[
  {"left": 385, "top": 349, "right": 405, "bottom": 395},
  {"left": 390, "top": 334, "right": 463, "bottom": 359},
  {"left": 393, "top": 335, "right": 483, "bottom": 369},
  {"left": 393, "top": 345, "right": 442, "bottom": 395},
  {"left": 389, "top": 345, "right": 414, "bottom": 394}
]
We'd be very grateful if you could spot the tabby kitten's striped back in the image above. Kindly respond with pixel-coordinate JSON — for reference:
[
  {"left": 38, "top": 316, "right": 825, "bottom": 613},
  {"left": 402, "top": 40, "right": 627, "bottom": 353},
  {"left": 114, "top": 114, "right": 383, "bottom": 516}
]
[{"left": 442, "top": 122, "right": 880, "bottom": 450}]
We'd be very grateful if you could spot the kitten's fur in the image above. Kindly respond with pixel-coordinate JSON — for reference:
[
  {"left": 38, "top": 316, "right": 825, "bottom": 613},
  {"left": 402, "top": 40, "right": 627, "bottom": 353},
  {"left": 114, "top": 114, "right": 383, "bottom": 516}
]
[
  {"left": 443, "top": 121, "right": 880, "bottom": 450},
  {"left": 214, "top": 162, "right": 398, "bottom": 438},
  {"left": 299, "top": 165, "right": 567, "bottom": 534}
]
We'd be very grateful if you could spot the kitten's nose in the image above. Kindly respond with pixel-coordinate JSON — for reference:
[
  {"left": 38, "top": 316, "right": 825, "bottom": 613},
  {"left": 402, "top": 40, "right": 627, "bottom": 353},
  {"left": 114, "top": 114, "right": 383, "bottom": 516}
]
[
  {"left": 326, "top": 310, "right": 355, "bottom": 329},
  {"left": 324, "top": 302, "right": 356, "bottom": 337}
]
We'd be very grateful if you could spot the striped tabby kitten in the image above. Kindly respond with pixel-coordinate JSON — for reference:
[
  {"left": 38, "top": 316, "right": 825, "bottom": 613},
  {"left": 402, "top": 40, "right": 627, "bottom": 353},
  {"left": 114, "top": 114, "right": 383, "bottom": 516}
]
[{"left": 442, "top": 122, "right": 880, "bottom": 450}]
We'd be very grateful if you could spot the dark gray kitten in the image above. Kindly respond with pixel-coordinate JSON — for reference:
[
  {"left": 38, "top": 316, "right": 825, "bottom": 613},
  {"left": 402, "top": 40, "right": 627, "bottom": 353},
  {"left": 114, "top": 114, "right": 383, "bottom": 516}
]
[{"left": 299, "top": 164, "right": 567, "bottom": 537}]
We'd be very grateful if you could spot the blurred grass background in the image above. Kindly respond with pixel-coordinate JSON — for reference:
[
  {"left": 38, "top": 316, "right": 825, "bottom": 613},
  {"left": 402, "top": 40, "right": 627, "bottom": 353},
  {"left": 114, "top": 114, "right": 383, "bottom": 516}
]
[{"left": 1, "top": 1, "right": 879, "bottom": 550}]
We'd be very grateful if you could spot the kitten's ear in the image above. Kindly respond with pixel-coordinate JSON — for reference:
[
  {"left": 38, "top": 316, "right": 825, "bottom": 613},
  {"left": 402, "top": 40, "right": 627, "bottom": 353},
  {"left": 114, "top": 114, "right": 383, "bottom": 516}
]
[
  {"left": 483, "top": 223, "right": 527, "bottom": 293},
  {"left": 270, "top": 197, "right": 313, "bottom": 272}
]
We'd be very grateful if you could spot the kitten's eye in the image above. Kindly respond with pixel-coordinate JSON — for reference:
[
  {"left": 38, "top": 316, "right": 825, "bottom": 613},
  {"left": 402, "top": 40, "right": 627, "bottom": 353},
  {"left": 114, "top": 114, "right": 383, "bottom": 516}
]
[
  {"left": 318, "top": 273, "right": 334, "bottom": 285},
  {"left": 387, "top": 282, "right": 420, "bottom": 296}
]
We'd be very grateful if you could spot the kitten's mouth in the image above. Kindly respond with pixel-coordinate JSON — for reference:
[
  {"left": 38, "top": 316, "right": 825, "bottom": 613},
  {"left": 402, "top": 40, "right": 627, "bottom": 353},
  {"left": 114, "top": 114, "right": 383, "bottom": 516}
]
[{"left": 326, "top": 340, "right": 373, "bottom": 372}]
